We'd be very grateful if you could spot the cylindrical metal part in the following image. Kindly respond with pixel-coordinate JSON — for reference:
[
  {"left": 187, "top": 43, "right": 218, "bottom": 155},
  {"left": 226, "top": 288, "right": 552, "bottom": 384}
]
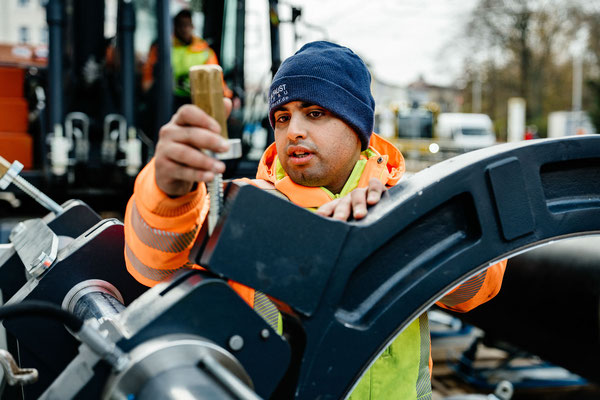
[
  {"left": 189, "top": 65, "right": 229, "bottom": 139},
  {"left": 72, "top": 291, "right": 125, "bottom": 322},
  {"left": 12, "top": 177, "right": 64, "bottom": 215},
  {"left": 0, "top": 156, "right": 63, "bottom": 214},
  {"left": 208, "top": 174, "right": 224, "bottom": 233},
  {"left": 103, "top": 335, "right": 256, "bottom": 400},
  {"left": 63, "top": 280, "right": 125, "bottom": 322},
  {"left": 136, "top": 366, "right": 238, "bottom": 400}
]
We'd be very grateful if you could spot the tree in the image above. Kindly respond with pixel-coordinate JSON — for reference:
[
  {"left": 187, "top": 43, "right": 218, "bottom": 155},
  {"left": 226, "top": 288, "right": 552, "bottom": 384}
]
[{"left": 456, "top": 0, "right": 598, "bottom": 137}]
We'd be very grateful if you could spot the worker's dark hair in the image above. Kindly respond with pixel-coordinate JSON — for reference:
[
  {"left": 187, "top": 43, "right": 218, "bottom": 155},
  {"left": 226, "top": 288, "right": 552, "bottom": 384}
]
[{"left": 174, "top": 9, "right": 192, "bottom": 25}]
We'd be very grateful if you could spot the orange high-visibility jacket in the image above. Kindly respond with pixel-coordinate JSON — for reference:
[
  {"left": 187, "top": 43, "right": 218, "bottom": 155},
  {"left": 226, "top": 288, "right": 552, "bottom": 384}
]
[{"left": 123, "top": 133, "right": 506, "bottom": 399}]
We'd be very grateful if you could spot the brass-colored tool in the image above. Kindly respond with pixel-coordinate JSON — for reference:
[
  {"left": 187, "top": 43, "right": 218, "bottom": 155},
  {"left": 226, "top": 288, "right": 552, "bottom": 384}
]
[
  {"left": 190, "top": 65, "right": 229, "bottom": 140},
  {"left": 189, "top": 65, "right": 241, "bottom": 233}
]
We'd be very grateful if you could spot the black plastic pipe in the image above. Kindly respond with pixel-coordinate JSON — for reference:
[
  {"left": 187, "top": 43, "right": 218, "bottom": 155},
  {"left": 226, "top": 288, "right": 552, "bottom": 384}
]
[
  {"left": 268, "top": 0, "right": 281, "bottom": 76},
  {"left": 46, "top": 0, "right": 64, "bottom": 136},
  {"left": 118, "top": 0, "right": 136, "bottom": 130},
  {"left": 155, "top": 0, "right": 173, "bottom": 133}
]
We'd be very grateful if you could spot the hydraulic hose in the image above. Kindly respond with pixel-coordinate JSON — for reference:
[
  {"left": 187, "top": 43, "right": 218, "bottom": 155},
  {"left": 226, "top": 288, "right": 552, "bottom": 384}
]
[
  {"left": 0, "top": 300, "right": 128, "bottom": 371},
  {"left": 0, "top": 300, "right": 82, "bottom": 331}
]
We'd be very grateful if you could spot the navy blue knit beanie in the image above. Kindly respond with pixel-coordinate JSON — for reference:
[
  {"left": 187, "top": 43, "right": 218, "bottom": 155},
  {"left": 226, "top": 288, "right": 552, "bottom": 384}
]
[{"left": 268, "top": 41, "right": 375, "bottom": 150}]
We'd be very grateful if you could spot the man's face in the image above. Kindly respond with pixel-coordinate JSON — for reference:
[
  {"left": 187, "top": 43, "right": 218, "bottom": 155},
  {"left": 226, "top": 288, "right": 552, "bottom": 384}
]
[
  {"left": 174, "top": 16, "right": 194, "bottom": 44},
  {"left": 273, "top": 101, "right": 362, "bottom": 194}
]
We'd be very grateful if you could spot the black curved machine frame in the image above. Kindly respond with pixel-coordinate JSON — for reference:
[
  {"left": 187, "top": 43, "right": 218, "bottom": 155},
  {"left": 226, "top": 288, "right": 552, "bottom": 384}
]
[{"left": 198, "top": 135, "right": 600, "bottom": 399}]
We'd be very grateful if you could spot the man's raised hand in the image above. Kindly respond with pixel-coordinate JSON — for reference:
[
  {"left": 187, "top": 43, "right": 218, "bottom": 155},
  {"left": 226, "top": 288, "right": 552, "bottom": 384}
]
[{"left": 154, "top": 99, "right": 232, "bottom": 197}]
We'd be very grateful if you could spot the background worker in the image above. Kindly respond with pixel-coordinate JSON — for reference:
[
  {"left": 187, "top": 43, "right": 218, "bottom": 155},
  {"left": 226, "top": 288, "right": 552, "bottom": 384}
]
[
  {"left": 142, "top": 9, "right": 233, "bottom": 108},
  {"left": 124, "top": 41, "right": 506, "bottom": 399}
]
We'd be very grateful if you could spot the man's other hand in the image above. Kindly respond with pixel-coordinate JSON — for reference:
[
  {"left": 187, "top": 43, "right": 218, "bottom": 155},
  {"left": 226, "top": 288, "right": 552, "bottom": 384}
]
[
  {"left": 316, "top": 178, "right": 386, "bottom": 221},
  {"left": 154, "top": 99, "right": 232, "bottom": 197}
]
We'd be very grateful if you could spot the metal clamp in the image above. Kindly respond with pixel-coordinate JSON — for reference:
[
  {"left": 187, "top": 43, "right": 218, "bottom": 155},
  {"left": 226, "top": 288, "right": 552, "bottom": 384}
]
[
  {"left": 102, "top": 114, "right": 127, "bottom": 163},
  {"left": 0, "top": 155, "right": 64, "bottom": 215},
  {"left": 9, "top": 218, "right": 59, "bottom": 278},
  {"left": 0, "top": 159, "right": 24, "bottom": 190},
  {"left": 215, "top": 138, "right": 242, "bottom": 160},
  {"left": 65, "top": 112, "right": 90, "bottom": 163},
  {"left": 0, "top": 349, "right": 38, "bottom": 386}
]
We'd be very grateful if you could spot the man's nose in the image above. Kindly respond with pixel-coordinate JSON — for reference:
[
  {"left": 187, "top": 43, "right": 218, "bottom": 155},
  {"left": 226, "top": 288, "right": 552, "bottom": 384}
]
[{"left": 287, "top": 115, "right": 308, "bottom": 141}]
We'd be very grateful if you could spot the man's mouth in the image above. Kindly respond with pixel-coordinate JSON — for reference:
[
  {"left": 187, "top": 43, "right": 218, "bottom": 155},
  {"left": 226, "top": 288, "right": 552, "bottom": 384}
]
[
  {"left": 291, "top": 151, "right": 311, "bottom": 158},
  {"left": 287, "top": 146, "right": 314, "bottom": 164}
]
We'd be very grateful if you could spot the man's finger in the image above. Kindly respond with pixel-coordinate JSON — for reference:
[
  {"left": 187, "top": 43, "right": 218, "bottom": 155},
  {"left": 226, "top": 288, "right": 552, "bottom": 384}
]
[
  {"left": 332, "top": 196, "right": 352, "bottom": 221},
  {"left": 172, "top": 104, "right": 221, "bottom": 133},
  {"left": 163, "top": 125, "right": 229, "bottom": 154},
  {"left": 351, "top": 188, "right": 368, "bottom": 219},
  {"left": 161, "top": 158, "right": 216, "bottom": 183},
  {"left": 366, "top": 178, "right": 385, "bottom": 204},
  {"left": 316, "top": 198, "right": 339, "bottom": 217},
  {"left": 162, "top": 141, "right": 225, "bottom": 173}
]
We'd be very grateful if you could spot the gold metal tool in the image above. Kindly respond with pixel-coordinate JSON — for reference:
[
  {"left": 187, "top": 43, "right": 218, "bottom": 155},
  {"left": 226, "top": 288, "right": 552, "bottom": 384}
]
[{"left": 188, "top": 65, "right": 241, "bottom": 233}]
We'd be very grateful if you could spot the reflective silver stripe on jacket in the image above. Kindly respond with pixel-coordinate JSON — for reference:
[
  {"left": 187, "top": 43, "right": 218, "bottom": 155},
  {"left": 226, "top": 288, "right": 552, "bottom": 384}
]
[
  {"left": 416, "top": 313, "right": 432, "bottom": 399},
  {"left": 131, "top": 200, "right": 199, "bottom": 253},
  {"left": 125, "top": 243, "right": 192, "bottom": 283},
  {"left": 440, "top": 270, "right": 487, "bottom": 307}
]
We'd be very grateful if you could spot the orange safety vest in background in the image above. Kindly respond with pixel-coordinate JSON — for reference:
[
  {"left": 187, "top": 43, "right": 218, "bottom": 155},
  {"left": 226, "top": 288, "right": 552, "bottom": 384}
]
[{"left": 123, "top": 133, "right": 506, "bottom": 399}]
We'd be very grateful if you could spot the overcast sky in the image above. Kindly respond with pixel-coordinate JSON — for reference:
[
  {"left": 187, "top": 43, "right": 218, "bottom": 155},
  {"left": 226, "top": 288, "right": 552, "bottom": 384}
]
[{"left": 246, "top": 0, "right": 479, "bottom": 88}]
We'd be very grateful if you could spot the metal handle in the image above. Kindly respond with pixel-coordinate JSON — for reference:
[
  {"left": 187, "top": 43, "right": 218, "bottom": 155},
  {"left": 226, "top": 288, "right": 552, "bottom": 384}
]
[{"left": 189, "top": 65, "right": 229, "bottom": 139}]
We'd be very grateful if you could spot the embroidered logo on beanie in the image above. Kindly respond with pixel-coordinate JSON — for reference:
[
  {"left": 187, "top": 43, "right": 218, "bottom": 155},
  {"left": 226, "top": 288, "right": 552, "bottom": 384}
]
[
  {"left": 268, "top": 41, "right": 375, "bottom": 150},
  {"left": 270, "top": 83, "right": 289, "bottom": 107}
]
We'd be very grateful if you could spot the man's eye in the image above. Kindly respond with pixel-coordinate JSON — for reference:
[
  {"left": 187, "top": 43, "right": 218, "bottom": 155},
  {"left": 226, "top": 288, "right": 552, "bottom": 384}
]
[
  {"left": 276, "top": 115, "right": 289, "bottom": 123},
  {"left": 308, "top": 110, "right": 323, "bottom": 118}
]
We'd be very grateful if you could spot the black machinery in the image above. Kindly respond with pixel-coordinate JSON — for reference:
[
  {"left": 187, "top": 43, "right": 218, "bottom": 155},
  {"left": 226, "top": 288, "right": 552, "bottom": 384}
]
[{"left": 0, "top": 135, "right": 599, "bottom": 399}]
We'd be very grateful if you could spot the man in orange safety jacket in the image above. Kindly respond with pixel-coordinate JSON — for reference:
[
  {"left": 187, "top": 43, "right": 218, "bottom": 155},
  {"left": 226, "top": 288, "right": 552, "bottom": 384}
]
[
  {"left": 142, "top": 9, "right": 232, "bottom": 102},
  {"left": 124, "top": 41, "right": 506, "bottom": 399}
]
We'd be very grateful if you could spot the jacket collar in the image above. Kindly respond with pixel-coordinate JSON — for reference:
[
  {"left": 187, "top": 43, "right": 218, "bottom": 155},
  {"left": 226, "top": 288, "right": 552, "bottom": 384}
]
[
  {"left": 172, "top": 35, "right": 209, "bottom": 50},
  {"left": 255, "top": 133, "right": 405, "bottom": 208}
]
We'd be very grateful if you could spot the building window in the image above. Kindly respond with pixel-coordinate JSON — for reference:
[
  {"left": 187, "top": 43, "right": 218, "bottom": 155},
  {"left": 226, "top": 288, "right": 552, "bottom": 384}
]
[
  {"left": 19, "top": 26, "right": 30, "bottom": 43},
  {"left": 18, "top": 0, "right": 30, "bottom": 7},
  {"left": 40, "top": 27, "right": 48, "bottom": 44}
]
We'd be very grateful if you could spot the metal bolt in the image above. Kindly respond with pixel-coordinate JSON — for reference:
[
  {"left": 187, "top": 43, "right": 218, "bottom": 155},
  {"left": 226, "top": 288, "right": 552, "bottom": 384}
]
[
  {"left": 228, "top": 335, "right": 244, "bottom": 351},
  {"left": 31, "top": 252, "right": 48, "bottom": 268},
  {"left": 260, "top": 329, "right": 270, "bottom": 340}
]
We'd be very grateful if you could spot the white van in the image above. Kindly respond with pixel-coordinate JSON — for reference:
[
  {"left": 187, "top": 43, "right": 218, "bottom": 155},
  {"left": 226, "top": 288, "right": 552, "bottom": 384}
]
[{"left": 436, "top": 113, "right": 496, "bottom": 149}]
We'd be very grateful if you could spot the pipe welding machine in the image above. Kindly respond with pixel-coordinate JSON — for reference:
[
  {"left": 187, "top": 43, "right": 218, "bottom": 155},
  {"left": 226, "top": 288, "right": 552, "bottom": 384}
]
[{"left": 1, "top": 70, "right": 600, "bottom": 399}]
